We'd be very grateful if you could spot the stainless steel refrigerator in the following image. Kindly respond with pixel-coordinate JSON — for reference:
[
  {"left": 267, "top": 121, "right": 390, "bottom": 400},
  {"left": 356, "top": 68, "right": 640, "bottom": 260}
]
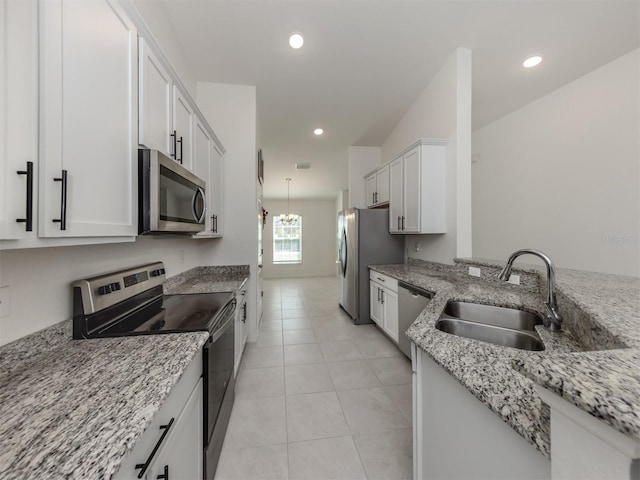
[{"left": 337, "top": 208, "right": 405, "bottom": 324}]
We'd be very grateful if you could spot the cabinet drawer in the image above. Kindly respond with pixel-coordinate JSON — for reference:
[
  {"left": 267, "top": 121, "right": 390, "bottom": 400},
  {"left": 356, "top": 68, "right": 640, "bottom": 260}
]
[
  {"left": 369, "top": 270, "right": 398, "bottom": 292},
  {"left": 114, "top": 349, "right": 202, "bottom": 479}
]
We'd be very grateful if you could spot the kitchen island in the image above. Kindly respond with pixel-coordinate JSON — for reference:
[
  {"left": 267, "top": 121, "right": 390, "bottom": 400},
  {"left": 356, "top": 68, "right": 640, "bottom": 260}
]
[
  {"left": 0, "top": 265, "right": 249, "bottom": 480},
  {"left": 371, "top": 258, "right": 640, "bottom": 478}
]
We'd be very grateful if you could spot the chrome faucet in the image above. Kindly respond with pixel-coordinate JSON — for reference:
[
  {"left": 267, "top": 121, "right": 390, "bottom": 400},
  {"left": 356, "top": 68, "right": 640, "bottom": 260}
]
[{"left": 498, "top": 249, "right": 563, "bottom": 331}]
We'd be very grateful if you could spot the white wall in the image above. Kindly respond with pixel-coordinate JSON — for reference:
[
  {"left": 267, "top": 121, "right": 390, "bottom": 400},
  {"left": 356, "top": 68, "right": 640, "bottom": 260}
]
[
  {"left": 348, "top": 146, "right": 381, "bottom": 208},
  {"left": 381, "top": 47, "right": 473, "bottom": 263},
  {"left": 196, "top": 82, "right": 260, "bottom": 339},
  {"left": 0, "top": 237, "right": 207, "bottom": 345},
  {"left": 472, "top": 49, "right": 640, "bottom": 276},
  {"left": 262, "top": 199, "right": 337, "bottom": 279}
]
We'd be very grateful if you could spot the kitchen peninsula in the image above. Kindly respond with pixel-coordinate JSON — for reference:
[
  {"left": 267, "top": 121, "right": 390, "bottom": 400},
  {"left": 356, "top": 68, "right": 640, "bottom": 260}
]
[{"left": 370, "top": 258, "right": 640, "bottom": 479}]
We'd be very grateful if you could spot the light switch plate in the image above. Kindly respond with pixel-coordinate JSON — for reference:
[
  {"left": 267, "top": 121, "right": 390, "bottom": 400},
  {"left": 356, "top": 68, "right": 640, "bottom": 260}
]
[
  {"left": 0, "top": 286, "right": 10, "bottom": 318},
  {"left": 468, "top": 267, "right": 481, "bottom": 277},
  {"left": 506, "top": 274, "right": 521, "bottom": 285}
]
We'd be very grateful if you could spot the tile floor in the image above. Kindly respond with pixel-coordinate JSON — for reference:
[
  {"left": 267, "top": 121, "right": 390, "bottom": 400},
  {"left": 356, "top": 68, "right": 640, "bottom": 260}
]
[{"left": 215, "top": 276, "right": 413, "bottom": 480}]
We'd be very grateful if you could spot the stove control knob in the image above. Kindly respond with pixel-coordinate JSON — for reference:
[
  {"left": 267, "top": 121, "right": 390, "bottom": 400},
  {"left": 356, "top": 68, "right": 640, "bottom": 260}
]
[
  {"left": 111, "top": 282, "right": 121, "bottom": 291},
  {"left": 98, "top": 284, "right": 112, "bottom": 295},
  {"left": 151, "top": 269, "right": 165, "bottom": 277}
]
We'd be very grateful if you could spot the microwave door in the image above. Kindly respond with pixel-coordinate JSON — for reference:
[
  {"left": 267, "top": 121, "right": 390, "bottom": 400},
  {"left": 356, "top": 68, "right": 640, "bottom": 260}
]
[{"left": 144, "top": 149, "right": 207, "bottom": 233}]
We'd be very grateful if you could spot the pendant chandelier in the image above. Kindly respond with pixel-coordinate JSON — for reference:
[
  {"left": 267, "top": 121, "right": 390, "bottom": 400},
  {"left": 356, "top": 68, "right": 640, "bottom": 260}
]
[{"left": 279, "top": 178, "right": 299, "bottom": 225}]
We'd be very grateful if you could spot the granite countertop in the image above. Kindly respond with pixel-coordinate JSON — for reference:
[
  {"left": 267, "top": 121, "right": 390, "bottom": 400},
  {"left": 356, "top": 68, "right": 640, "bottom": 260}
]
[
  {"left": 163, "top": 265, "right": 249, "bottom": 295},
  {"left": 0, "top": 322, "right": 208, "bottom": 480},
  {"left": 0, "top": 264, "right": 251, "bottom": 479},
  {"left": 370, "top": 258, "right": 640, "bottom": 457}
]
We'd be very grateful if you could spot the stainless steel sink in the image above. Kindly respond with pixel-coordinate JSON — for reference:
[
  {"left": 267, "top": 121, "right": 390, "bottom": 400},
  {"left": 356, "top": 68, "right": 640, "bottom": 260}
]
[
  {"left": 436, "top": 318, "right": 545, "bottom": 351},
  {"left": 443, "top": 301, "right": 542, "bottom": 331},
  {"left": 436, "top": 301, "right": 545, "bottom": 351}
]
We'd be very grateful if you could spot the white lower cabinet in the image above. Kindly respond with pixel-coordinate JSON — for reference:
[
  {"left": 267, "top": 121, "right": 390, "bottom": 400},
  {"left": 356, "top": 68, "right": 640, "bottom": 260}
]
[
  {"left": 412, "top": 344, "right": 550, "bottom": 479},
  {"left": 115, "top": 351, "right": 203, "bottom": 480},
  {"left": 369, "top": 271, "right": 399, "bottom": 342}
]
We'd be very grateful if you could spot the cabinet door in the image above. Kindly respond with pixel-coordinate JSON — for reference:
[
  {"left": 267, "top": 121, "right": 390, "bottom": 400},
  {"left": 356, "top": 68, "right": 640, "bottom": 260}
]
[
  {"left": 403, "top": 146, "right": 421, "bottom": 233},
  {"left": 138, "top": 37, "right": 172, "bottom": 157},
  {"left": 209, "top": 141, "right": 224, "bottom": 236},
  {"left": 376, "top": 164, "right": 390, "bottom": 204},
  {"left": 149, "top": 379, "right": 203, "bottom": 480},
  {"left": 382, "top": 288, "right": 399, "bottom": 342},
  {"left": 370, "top": 281, "right": 383, "bottom": 326},
  {"left": 389, "top": 156, "right": 403, "bottom": 233},
  {"left": 173, "top": 85, "right": 194, "bottom": 170},
  {"left": 365, "top": 173, "right": 377, "bottom": 207},
  {"left": 0, "top": 0, "right": 38, "bottom": 240},
  {"left": 193, "top": 118, "right": 213, "bottom": 230},
  {"left": 39, "top": 0, "right": 137, "bottom": 238}
]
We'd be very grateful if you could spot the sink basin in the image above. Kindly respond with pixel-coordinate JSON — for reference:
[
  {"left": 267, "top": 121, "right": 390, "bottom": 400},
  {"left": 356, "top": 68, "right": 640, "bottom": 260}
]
[
  {"left": 443, "top": 301, "right": 542, "bottom": 331},
  {"left": 436, "top": 318, "right": 545, "bottom": 351}
]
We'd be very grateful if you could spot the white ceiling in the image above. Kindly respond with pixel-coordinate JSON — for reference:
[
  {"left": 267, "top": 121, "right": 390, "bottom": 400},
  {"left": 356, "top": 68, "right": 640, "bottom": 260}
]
[{"left": 162, "top": 0, "right": 639, "bottom": 200}]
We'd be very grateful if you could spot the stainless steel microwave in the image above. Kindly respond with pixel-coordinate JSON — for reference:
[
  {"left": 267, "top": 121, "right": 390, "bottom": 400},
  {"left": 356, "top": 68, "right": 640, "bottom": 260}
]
[{"left": 138, "top": 149, "right": 206, "bottom": 234}]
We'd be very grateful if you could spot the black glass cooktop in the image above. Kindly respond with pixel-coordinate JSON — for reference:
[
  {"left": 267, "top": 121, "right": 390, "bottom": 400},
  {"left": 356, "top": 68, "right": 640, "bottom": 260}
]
[{"left": 98, "top": 292, "right": 234, "bottom": 337}]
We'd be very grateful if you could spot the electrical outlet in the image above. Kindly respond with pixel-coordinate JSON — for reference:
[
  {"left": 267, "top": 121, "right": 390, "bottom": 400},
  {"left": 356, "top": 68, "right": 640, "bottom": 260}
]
[
  {"left": 468, "top": 267, "right": 481, "bottom": 277},
  {"left": 413, "top": 241, "right": 420, "bottom": 252},
  {"left": 0, "top": 286, "right": 10, "bottom": 318},
  {"left": 506, "top": 274, "right": 520, "bottom": 285}
]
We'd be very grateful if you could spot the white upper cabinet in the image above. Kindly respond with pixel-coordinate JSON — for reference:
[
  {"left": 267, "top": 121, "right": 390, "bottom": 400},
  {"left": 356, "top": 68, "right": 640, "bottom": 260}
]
[
  {"left": 376, "top": 165, "right": 390, "bottom": 205},
  {"left": 138, "top": 37, "right": 172, "bottom": 157},
  {"left": 0, "top": 0, "right": 38, "bottom": 241},
  {"left": 209, "top": 141, "right": 224, "bottom": 236},
  {"left": 193, "top": 117, "right": 224, "bottom": 238},
  {"left": 173, "top": 85, "right": 194, "bottom": 170},
  {"left": 389, "top": 156, "right": 403, "bottom": 232},
  {"left": 38, "top": 0, "right": 137, "bottom": 238},
  {"left": 365, "top": 164, "right": 390, "bottom": 208},
  {"left": 139, "top": 38, "right": 199, "bottom": 173},
  {"left": 389, "top": 139, "right": 447, "bottom": 234}
]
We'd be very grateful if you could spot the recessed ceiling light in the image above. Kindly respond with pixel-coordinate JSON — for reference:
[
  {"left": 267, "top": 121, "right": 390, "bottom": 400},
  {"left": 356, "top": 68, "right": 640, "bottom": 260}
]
[
  {"left": 523, "top": 55, "right": 542, "bottom": 68},
  {"left": 313, "top": 128, "right": 323, "bottom": 135},
  {"left": 289, "top": 33, "right": 304, "bottom": 49}
]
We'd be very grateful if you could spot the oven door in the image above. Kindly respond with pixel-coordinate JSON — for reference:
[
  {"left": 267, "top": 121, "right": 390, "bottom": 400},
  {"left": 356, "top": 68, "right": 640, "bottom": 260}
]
[
  {"left": 140, "top": 149, "right": 207, "bottom": 234},
  {"left": 203, "top": 302, "right": 235, "bottom": 479}
]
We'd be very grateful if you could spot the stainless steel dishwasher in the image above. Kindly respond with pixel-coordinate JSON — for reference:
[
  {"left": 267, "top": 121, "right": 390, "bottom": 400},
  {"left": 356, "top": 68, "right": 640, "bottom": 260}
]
[{"left": 398, "top": 281, "right": 434, "bottom": 358}]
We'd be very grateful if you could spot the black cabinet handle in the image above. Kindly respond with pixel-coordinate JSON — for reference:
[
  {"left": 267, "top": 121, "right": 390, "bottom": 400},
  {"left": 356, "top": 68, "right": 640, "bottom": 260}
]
[
  {"left": 381, "top": 289, "right": 384, "bottom": 304},
  {"left": 52, "top": 170, "right": 67, "bottom": 230},
  {"left": 211, "top": 214, "right": 217, "bottom": 233},
  {"left": 157, "top": 465, "right": 169, "bottom": 480},
  {"left": 177, "top": 136, "right": 183, "bottom": 164},
  {"left": 170, "top": 130, "right": 177, "bottom": 159},
  {"left": 401, "top": 216, "right": 405, "bottom": 230},
  {"left": 242, "top": 302, "right": 247, "bottom": 323},
  {"left": 397, "top": 216, "right": 401, "bottom": 231},
  {"left": 16, "top": 161, "right": 33, "bottom": 231},
  {"left": 135, "top": 418, "right": 174, "bottom": 478}
]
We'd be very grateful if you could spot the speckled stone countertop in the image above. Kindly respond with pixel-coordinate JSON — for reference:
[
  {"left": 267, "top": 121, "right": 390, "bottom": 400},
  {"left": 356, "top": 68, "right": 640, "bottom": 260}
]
[
  {"left": 0, "top": 322, "right": 208, "bottom": 480},
  {"left": 370, "top": 258, "right": 640, "bottom": 457},
  {"left": 0, "top": 264, "right": 251, "bottom": 479},
  {"left": 163, "top": 265, "right": 249, "bottom": 295}
]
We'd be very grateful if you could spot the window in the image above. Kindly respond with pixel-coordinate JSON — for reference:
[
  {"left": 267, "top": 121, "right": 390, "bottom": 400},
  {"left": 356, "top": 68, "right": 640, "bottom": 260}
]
[{"left": 273, "top": 216, "right": 302, "bottom": 264}]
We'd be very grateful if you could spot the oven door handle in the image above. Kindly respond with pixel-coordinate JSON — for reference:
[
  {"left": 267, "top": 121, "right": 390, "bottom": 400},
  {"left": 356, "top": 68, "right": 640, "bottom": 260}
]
[{"left": 209, "top": 299, "right": 236, "bottom": 344}]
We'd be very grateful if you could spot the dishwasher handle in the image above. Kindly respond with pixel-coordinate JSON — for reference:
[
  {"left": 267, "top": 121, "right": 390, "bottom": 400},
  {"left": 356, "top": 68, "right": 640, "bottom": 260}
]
[{"left": 398, "top": 281, "right": 435, "bottom": 299}]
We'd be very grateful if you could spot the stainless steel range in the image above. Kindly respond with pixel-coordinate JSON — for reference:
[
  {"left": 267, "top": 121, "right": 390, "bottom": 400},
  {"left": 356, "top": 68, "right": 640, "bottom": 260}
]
[{"left": 72, "top": 262, "right": 235, "bottom": 479}]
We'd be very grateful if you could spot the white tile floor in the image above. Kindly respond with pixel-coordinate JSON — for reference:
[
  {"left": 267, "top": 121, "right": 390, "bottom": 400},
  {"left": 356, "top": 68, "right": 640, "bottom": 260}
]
[{"left": 215, "top": 277, "right": 413, "bottom": 480}]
